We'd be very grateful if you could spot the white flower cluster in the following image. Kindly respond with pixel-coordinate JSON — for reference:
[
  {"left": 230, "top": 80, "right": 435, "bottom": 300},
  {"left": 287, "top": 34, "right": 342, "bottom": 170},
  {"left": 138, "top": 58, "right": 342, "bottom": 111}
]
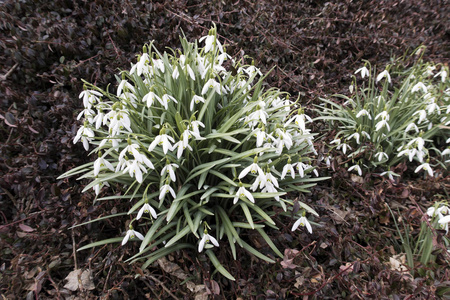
[
  {"left": 323, "top": 60, "right": 450, "bottom": 179},
  {"left": 69, "top": 28, "right": 320, "bottom": 252}
]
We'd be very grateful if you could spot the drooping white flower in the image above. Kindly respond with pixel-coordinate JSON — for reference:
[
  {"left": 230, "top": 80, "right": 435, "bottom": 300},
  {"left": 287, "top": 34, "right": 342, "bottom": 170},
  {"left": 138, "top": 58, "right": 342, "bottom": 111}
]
[
  {"left": 239, "top": 163, "right": 264, "bottom": 179},
  {"left": 159, "top": 184, "right": 176, "bottom": 200},
  {"left": 186, "top": 64, "right": 195, "bottom": 81},
  {"left": 250, "top": 173, "right": 267, "bottom": 192},
  {"left": 407, "top": 136, "right": 425, "bottom": 151},
  {"left": 161, "top": 163, "right": 179, "bottom": 182},
  {"left": 172, "top": 66, "right": 180, "bottom": 79},
  {"left": 122, "top": 226, "right": 144, "bottom": 246},
  {"left": 411, "top": 82, "right": 428, "bottom": 93},
  {"left": 119, "top": 143, "right": 142, "bottom": 162},
  {"left": 413, "top": 110, "right": 428, "bottom": 124},
  {"left": 356, "top": 109, "right": 372, "bottom": 120},
  {"left": 79, "top": 89, "right": 102, "bottom": 109},
  {"left": 93, "top": 156, "right": 114, "bottom": 176},
  {"left": 374, "top": 152, "right": 389, "bottom": 162},
  {"left": 375, "top": 119, "right": 391, "bottom": 132},
  {"left": 376, "top": 70, "right": 391, "bottom": 83},
  {"left": 355, "top": 66, "right": 370, "bottom": 78},
  {"left": 148, "top": 134, "right": 175, "bottom": 154},
  {"left": 233, "top": 186, "right": 254, "bottom": 204},
  {"left": 198, "top": 233, "right": 219, "bottom": 252},
  {"left": 199, "top": 34, "right": 223, "bottom": 53},
  {"left": 173, "top": 139, "right": 193, "bottom": 159},
  {"left": 380, "top": 171, "right": 399, "bottom": 181},
  {"left": 438, "top": 215, "right": 450, "bottom": 234},
  {"left": 159, "top": 94, "right": 178, "bottom": 110},
  {"left": 93, "top": 181, "right": 110, "bottom": 196},
  {"left": 291, "top": 216, "right": 312, "bottom": 233},
  {"left": 347, "top": 132, "right": 360, "bottom": 144},
  {"left": 348, "top": 164, "right": 362, "bottom": 176},
  {"left": 281, "top": 163, "right": 296, "bottom": 180},
  {"left": 190, "top": 95, "right": 205, "bottom": 111},
  {"left": 434, "top": 69, "right": 448, "bottom": 83},
  {"left": 405, "top": 123, "right": 419, "bottom": 133},
  {"left": 152, "top": 58, "right": 165, "bottom": 73},
  {"left": 415, "top": 162, "right": 433, "bottom": 177},
  {"left": 137, "top": 203, "right": 158, "bottom": 220},
  {"left": 143, "top": 91, "right": 162, "bottom": 108},
  {"left": 201, "top": 78, "right": 221, "bottom": 95},
  {"left": 122, "top": 159, "right": 148, "bottom": 183},
  {"left": 73, "top": 124, "right": 95, "bottom": 151},
  {"left": 286, "top": 113, "right": 313, "bottom": 132},
  {"left": 116, "top": 79, "right": 135, "bottom": 97},
  {"left": 189, "top": 121, "right": 205, "bottom": 140}
]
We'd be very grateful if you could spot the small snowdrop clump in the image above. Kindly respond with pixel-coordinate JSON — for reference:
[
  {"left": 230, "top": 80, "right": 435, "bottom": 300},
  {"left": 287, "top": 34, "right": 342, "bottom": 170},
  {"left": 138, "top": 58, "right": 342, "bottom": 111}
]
[{"left": 318, "top": 51, "right": 449, "bottom": 180}]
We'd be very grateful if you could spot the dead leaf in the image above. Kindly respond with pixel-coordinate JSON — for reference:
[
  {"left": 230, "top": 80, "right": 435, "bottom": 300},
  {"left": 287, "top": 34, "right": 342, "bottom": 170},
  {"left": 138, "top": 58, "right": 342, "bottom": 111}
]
[
  {"left": 19, "top": 224, "right": 35, "bottom": 232},
  {"left": 281, "top": 248, "right": 300, "bottom": 269},
  {"left": 194, "top": 285, "right": 208, "bottom": 300},
  {"left": 64, "top": 269, "right": 95, "bottom": 291},
  {"left": 157, "top": 258, "right": 195, "bottom": 291},
  {"left": 350, "top": 174, "right": 364, "bottom": 184}
]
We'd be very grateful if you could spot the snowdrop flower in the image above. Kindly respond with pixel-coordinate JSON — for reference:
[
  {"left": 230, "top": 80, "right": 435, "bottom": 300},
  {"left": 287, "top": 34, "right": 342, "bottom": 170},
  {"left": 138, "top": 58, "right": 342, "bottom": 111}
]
[
  {"left": 159, "top": 183, "right": 176, "bottom": 200},
  {"left": 438, "top": 215, "right": 450, "bottom": 234},
  {"left": 161, "top": 163, "right": 179, "bottom": 182},
  {"left": 201, "top": 78, "right": 221, "bottom": 95},
  {"left": 292, "top": 216, "right": 312, "bottom": 233},
  {"left": 73, "top": 123, "right": 95, "bottom": 151},
  {"left": 340, "top": 143, "right": 352, "bottom": 154},
  {"left": 159, "top": 94, "right": 178, "bottom": 110},
  {"left": 93, "top": 181, "right": 110, "bottom": 196},
  {"left": 376, "top": 70, "right": 391, "bottom": 83},
  {"left": 199, "top": 34, "right": 223, "bottom": 53},
  {"left": 247, "top": 109, "right": 269, "bottom": 126},
  {"left": 119, "top": 143, "right": 142, "bottom": 162},
  {"left": 380, "top": 170, "right": 399, "bottom": 181},
  {"left": 405, "top": 123, "right": 419, "bottom": 133},
  {"left": 148, "top": 133, "right": 175, "bottom": 154},
  {"left": 122, "top": 159, "right": 149, "bottom": 183},
  {"left": 325, "top": 156, "right": 332, "bottom": 168},
  {"left": 361, "top": 131, "right": 371, "bottom": 140},
  {"left": 79, "top": 89, "right": 102, "bottom": 109},
  {"left": 173, "top": 136, "right": 192, "bottom": 158},
  {"left": 143, "top": 91, "right": 161, "bottom": 108},
  {"left": 375, "top": 119, "right": 391, "bottom": 131},
  {"left": 250, "top": 173, "right": 267, "bottom": 191},
  {"left": 116, "top": 79, "right": 135, "bottom": 97},
  {"left": 286, "top": 113, "right": 313, "bottom": 132},
  {"left": 137, "top": 202, "right": 157, "bottom": 220},
  {"left": 198, "top": 233, "right": 219, "bottom": 252},
  {"left": 281, "top": 162, "right": 296, "bottom": 180},
  {"left": 239, "top": 162, "right": 263, "bottom": 179},
  {"left": 411, "top": 82, "right": 427, "bottom": 93},
  {"left": 413, "top": 110, "right": 428, "bottom": 124},
  {"left": 189, "top": 121, "right": 205, "bottom": 140},
  {"left": 356, "top": 109, "right": 372, "bottom": 120},
  {"left": 190, "top": 95, "right": 205, "bottom": 111},
  {"left": 186, "top": 64, "right": 195, "bottom": 80},
  {"left": 374, "top": 152, "right": 389, "bottom": 162},
  {"left": 415, "top": 162, "right": 433, "bottom": 177},
  {"left": 122, "top": 226, "right": 144, "bottom": 246},
  {"left": 233, "top": 185, "right": 254, "bottom": 204},
  {"left": 93, "top": 155, "right": 114, "bottom": 176},
  {"left": 407, "top": 136, "right": 425, "bottom": 151},
  {"left": 348, "top": 164, "right": 362, "bottom": 176},
  {"left": 347, "top": 132, "right": 360, "bottom": 144},
  {"left": 152, "top": 58, "right": 165, "bottom": 73},
  {"left": 172, "top": 66, "right": 180, "bottom": 79},
  {"left": 434, "top": 69, "right": 448, "bottom": 83},
  {"left": 355, "top": 66, "right": 370, "bottom": 78}
]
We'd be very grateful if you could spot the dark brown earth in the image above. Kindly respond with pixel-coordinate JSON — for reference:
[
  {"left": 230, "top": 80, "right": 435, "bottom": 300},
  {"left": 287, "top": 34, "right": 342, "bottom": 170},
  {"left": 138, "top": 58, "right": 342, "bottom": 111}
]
[{"left": 1, "top": 0, "right": 450, "bottom": 299}]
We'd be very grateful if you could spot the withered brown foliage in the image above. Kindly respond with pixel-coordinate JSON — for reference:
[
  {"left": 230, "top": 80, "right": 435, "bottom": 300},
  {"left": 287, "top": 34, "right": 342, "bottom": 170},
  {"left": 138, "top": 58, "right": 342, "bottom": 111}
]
[{"left": 1, "top": 0, "right": 449, "bottom": 299}]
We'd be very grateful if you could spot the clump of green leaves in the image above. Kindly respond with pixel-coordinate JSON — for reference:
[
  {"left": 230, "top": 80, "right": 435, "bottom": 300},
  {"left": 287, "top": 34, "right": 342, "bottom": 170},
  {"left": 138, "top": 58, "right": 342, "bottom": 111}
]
[
  {"left": 317, "top": 48, "right": 450, "bottom": 179},
  {"left": 59, "top": 26, "right": 324, "bottom": 280}
]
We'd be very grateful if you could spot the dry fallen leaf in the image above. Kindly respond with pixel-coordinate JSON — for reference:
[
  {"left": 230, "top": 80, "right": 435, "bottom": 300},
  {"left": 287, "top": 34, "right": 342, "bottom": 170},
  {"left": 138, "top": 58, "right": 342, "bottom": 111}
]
[
  {"left": 64, "top": 269, "right": 95, "bottom": 291},
  {"left": 157, "top": 258, "right": 195, "bottom": 291}
]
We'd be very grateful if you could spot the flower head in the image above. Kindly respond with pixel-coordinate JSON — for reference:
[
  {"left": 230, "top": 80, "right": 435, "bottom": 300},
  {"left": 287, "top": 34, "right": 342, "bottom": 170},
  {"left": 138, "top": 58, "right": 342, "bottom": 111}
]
[
  {"left": 198, "top": 233, "right": 219, "bottom": 252},
  {"left": 122, "top": 226, "right": 144, "bottom": 246},
  {"left": 292, "top": 216, "right": 312, "bottom": 233}
]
